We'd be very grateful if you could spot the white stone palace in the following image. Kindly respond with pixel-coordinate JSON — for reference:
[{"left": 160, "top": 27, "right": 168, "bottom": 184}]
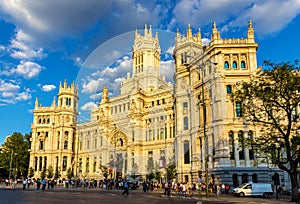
[{"left": 29, "top": 22, "right": 286, "bottom": 188}]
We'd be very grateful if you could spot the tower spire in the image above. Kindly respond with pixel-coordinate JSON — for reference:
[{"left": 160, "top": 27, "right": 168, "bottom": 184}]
[{"left": 247, "top": 20, "right": 255, "bottom": 42}]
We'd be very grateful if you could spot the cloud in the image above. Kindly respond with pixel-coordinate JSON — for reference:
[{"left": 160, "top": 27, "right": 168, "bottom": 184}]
[
  {"left": 0, "top": 80, "right": 31, "bottom": 104},
  {"left": 80, "top": 102, "right": 97, "bottom": 111},
  {"left": 14, "top": 61, "right": 43, "bottom": 79},
  {"left": 40, "top": 84, "right": 56, "bottom": 92},
  {"left": 173, "top": 0, "right": 300, "bottom": 36},
  {"left": 9, "top": 29, "right": 46, "bottom": 60}
]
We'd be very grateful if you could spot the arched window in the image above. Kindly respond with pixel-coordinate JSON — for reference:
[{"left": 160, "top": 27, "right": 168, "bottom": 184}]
[
  {"left": 241, "top": 61, "right": 246, "bottom": 68},
  {"left": 38, "top": 118, "right": 42, "bottom": 124},
  {"left": 224, "top": 61, "right": 229, "bottom": 69},
  {"left": 238, "top": 131, "right": 245, "bottom": 160},
  {"left": 232, "top": 61, "right": 237, "bottom": 69},
  {"left": 248, "top": 131, "right": 254, "bottom": 160},
  {"left": 229, "top": 131, "right": 235, "bottom": 160}
]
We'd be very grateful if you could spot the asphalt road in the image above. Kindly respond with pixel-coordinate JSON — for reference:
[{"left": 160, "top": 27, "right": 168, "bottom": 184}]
[{"left": 0, "top": 185, "right": 294, "bottom": 204}]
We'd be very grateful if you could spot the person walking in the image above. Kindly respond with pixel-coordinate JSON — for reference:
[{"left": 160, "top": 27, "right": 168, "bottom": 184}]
[
  {"left": 122, "top": 180, "right": 129, "bottom": 196},
  {"left": 22, "top": 178, "right": 27, "bottom": 190}
]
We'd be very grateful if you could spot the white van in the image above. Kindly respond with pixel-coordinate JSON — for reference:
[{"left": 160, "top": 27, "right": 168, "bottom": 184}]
[{"left": 232, "top": 183, "right": 273, "bottom": 198}]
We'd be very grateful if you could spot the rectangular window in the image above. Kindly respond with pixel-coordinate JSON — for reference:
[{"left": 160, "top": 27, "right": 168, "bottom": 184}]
[
  {"left": 184, "top": 141, "right": 190, "bottom": 164},
  {"left": 94, "top": 139, "right": 97, "bottom": 149},
  {"left": 184, "top": 117, "right": 189, "bottom": 130},
  {"left": 236, "top": 102, "right": 242, "bottom": 117},
  {"left": 183, "top": 102, "right": 188, "bottom": 108},
  {"left": 63, "top": 156, "right": 67, "bottom": 171},
  {"left": 87, "top": 140, "right": 90, "bottom": 149},
  {"left": 226, "top": 85, "right": 232, "bottom": 94},
  {"left": 148, "top": 151, "right": 154, "bottom": 169}
]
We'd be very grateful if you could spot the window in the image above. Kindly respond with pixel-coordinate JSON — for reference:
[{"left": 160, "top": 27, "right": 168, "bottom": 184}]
[
  {"left": 224, "top": 61, "right": 229, "bottom": 69},
  {"left": 229, "top": 131, "right": 234, "bottom": 160},
  {"left": 86, "top": 158, "right": 90, "bottom": 172},
  {"left": 87, "top": 140, "right": 90, "bottom": 149},
  {"left": 232, "top": 61, "right": 237, "bottom": 69},
  {"left": 148, "top": 151, "right": 154, "bottom": 169},
  {"left": 93, "top": 162, "right": 96, "bottom": 172},
  {"left": 64, "top": 140, "right": 68, "bottom": 150},
  {"left": 242, "top": 173, "right": 248, "bottom": 183},
  {"left": 236, "top": 102, "right": 242, "bottom": 117},
  {"left": 94, "top": 139, "right": 97, "bottom": 149},
  {"left": 34, "top": 157, "right": 38, "bottom": 171},
  {"left": 248, "top": 131, "right": 254, "bottom": 160},
  {"left": 252, "top": 174, "right": 258, "bottom": 183},
  {"left": 39, "top": 157, "right": 43, "bottom": 171},
  {"left": 132, "top": 130, "right": 135, "bottom": 142},
  {"left": 160, "top": 128, "right": 165, "bottom": 140},
  {"left": 183, "top": 102, "right": 188, "bottom": 108},
  {"left": 232, "top": 174, "right": 239, "bottom": 187},
  {"left": 184, "top": 140, "right": 190, "bottom": 164},
  {"left": 184, "top": 117, "right": 189, "bottom": 130},
  {"left": 241, "top": 61, "right": 246, "bottom": 68},
  {"left": 39, "top": 140, "right": 44, "bottom": 150},
  {"left": 238, "top": 131, "right": 245, "bottom": 160},
  {"left": 63, "top": 156, "right": 67, "bottom": 171},
  {"left": 226, "top": 85, "right": 232, "bottom": 94}
]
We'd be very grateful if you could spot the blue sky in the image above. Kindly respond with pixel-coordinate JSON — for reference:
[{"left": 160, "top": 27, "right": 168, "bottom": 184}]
[{"left": 0, "top": 0, "right": 300, "bottom": 144}]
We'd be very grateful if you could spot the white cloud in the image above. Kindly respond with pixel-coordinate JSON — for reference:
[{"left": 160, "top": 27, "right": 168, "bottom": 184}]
[
  {"left": 160, "top": 60, "right": 174, "bottom": 82},
  {"left": 173, "top": 0, "right": 300, "bottom": 36},
  {"left": 9, "top": 29, "right": 46, "bottom": 60},
  {"left": 0, "top": 80, "right": 31, "bottom": 104},
  {"left": 82, "top": 79, "right": 103, "bottom": 94},
  {"left": 80, "top": 102, "right": 97, "bottom": 111},
  {"left": 41, "top": 84, "right": 56, "bottom": 92},
  {"left": 15, "top": 61, "right": 43, "bottom": 79}
]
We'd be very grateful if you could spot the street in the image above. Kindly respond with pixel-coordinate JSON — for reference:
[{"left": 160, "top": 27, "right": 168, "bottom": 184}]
[{"left": 0, "top": 186, "right": 294, "bottom": 204}]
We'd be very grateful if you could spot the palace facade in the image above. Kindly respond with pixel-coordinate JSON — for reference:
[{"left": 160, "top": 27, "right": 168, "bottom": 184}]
[{"left": 29, "top": 22, "right": 286, "bottom": 188}]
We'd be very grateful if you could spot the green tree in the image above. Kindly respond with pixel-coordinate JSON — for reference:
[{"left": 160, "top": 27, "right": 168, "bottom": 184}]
[
  {"left": 166, "top": 162, "right": 177, "bottom": 181},
  {"left": 28, "top": 167, "right": 34, "bottom": 178},
  {"left": 46, "top": 165, "right": 54, "bottom": 179},
  {"left": 40, "top": 167, "right": 46, "bottom": 180},
  {"left": 231, "top": 61, "right": 300, "bottom": 202},
  {"left": 54, "top": 167, "right": 61, "bottom": 179},
  {"left": 0, "top": 132, "right": 30, "bottom": 178},
  {"left": 66, "top": 167, "right": 74, "bottom": 179}
]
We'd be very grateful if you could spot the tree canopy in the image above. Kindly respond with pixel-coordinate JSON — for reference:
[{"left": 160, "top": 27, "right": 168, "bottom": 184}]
[
  {"left": 0, "top": 132, "right": 31, "bottom": 179},
  {"left": 231, "top": 60, "right": 300, "bottom": 202}
]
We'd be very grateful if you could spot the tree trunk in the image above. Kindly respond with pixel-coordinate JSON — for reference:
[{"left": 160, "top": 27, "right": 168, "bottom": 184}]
[{"left": 289, "top": 171, "right": 299, "bottom": 202}]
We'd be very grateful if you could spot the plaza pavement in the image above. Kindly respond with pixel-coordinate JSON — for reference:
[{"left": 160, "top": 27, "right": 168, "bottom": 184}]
[{"left": 0, "top": 183, "right": 297, "bottom": 204}]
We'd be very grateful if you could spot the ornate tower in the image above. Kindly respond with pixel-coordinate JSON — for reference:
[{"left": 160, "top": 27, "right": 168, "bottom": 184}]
[
  {"left": 173, "top": 24, "right": 203, "bottom": 183},
  {"left": 29, "top": 80, "right": 78, "bottom": 179}
]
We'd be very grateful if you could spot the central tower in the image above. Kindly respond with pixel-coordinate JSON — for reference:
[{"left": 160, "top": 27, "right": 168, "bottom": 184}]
[{"left": 121, "top": 25, "right": 164, "bottom": 94}]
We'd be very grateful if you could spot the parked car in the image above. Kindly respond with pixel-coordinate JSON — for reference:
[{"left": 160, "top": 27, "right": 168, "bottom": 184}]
[{"left": 232, "top": 183, "right": 273, "bottom": 198}]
